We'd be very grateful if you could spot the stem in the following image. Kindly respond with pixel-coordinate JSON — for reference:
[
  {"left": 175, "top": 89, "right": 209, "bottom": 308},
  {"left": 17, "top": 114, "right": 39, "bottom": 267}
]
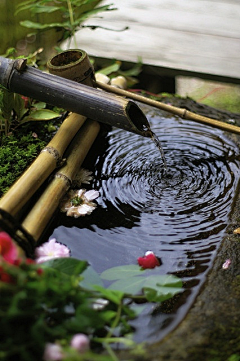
[
  {"left": 103, "top": 343, "right": 119, "bottom": 361},
  {"left": 106, "top": 301, "right": 122, "bottom": 339},
  {"left": 67, "top": 0, "right": 77, "bottom": 48}
]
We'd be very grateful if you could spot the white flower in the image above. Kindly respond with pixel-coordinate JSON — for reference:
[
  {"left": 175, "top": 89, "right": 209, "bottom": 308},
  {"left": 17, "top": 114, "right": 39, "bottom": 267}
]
[
  {"left": 60, "top": 189, "right": 99, "bottom": 218},
  {"left": 35, "top": 238, "right": 70, "bottom": 264}
]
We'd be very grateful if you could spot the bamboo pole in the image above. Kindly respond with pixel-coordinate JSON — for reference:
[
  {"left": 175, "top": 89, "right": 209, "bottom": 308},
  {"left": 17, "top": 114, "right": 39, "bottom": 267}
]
[
  {"left": 0, "top": 113, "right": 86, "bottom": 216},
  {"left": 22, "top": 119, "right": 100, "bottom": 242},
  {"left": 96, "top": 81, "right": 240, "bottom": 135}
]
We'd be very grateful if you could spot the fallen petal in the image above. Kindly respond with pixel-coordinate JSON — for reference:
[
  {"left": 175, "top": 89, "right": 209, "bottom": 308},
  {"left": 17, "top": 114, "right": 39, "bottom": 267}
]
[
  {"left": 84, "top": 190, "right": 99, "bottom": 201},
  {"left": 222, "top": 259, "right": 231, "bottom": 269}
]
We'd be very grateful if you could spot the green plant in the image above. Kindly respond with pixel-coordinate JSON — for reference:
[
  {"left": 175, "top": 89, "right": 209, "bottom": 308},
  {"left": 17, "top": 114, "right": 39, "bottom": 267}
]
[
  {"left": 0, "top": 252, "right": 183, "bottom": 361},
  {"left": 16, "top": 0, "right": 116, "bottom": 48}
]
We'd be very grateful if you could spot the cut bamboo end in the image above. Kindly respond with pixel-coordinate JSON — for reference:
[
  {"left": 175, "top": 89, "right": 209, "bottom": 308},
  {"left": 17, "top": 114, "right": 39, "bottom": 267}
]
[
  {"left": 22, "top": 119, "right": 100, "bottom": 241},
  {"left": 0, "top": 113, "right": 86, "bottom": 217}
]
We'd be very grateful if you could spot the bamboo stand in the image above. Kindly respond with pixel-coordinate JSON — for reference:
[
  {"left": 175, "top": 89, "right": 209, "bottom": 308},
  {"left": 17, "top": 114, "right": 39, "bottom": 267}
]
[
  {"left": 96, "top": 81, "right": 240, "bottom": 135},
  {"left": 22, "top": 119, "right": 100, "bottom": 241},
  {"left": 0, "top": 113, "right": 86, "bottom": 216}
]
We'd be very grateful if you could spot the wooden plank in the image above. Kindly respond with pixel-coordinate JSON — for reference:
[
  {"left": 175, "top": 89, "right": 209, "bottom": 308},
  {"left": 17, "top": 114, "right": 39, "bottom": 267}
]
[{"left": 72, "top": 0, "right": 240, "bottom": 82}]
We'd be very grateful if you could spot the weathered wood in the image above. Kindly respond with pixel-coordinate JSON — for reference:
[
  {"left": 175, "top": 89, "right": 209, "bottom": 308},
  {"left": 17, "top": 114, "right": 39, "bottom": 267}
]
[{"left": 73, "top": 0, "right": 240, "bottom": 82}]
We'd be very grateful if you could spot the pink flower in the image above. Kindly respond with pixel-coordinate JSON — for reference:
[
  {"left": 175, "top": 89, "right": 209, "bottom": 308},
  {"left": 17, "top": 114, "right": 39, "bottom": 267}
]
[
  {"left": 35, "top": 238, "right": 70, "bottom": 264},
  {"left": 43, "top": 343, "right": 63, "bottom": 361},
  {"left": 0, "top": 232, "right": 18, "bottom": 264},
  {"left": 222, "top": 259, "right": 231, "bottom": 269},
  {"left": 138, "top": 251, "right": 160, "bottom": 269},
  {"left": 71, "top": 334, "right": 90, "bottom": 354}
]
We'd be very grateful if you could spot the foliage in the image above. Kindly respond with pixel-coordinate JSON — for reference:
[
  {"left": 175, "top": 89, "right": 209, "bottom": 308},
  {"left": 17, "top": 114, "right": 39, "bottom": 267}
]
[
  {"left": 16, "top": 0, "right": 116, "bottom": 47},
  {"left": 0, "top": 256, "right": 183, "bottom": 361}
]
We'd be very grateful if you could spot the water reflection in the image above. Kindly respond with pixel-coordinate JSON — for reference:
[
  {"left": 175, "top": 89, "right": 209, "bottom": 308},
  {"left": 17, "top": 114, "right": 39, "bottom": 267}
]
[{"left": 49, "top": 110, "right": 240, "bottom": 342}]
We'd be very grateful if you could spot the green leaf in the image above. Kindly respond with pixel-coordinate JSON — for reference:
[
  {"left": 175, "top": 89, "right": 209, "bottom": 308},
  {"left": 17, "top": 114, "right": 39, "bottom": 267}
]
[
  {"left": 145, "top": 274, "right": 183, "bottom": 288},
  {"left": 13, "top": 94, "right": 25, "bottom": 120},
  {"left": 41, "top": 258, "right": 88, "bottom": 276},
  {"left": 2, "top": 89, "right": 14, "bottom": 120},
  {"left": 33, "top": 102, "right": 47, "bottom": 110},
  {"left": 81, "top": 266, "right": 104, "bottom": 290},
  {"left": 108, "top": 276, "right": 146, "bottom": 295},
  {"left": 96, "top": 61, "right": 121, "bottom": 76},
  {"left": 143, "top": 275, "right": 183, "bottom": 302},
  {"left": 21, "top": 109, "right": 60, "bottom": 123},
  {"left": 101, "top": 264, "right": 144, "bottom": 281}
]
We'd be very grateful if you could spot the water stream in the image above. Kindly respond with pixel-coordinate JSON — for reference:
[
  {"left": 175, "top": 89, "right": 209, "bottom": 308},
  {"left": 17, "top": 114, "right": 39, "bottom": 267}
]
[{"left": 49, "top": 108, "right": 240, "bottom": 343}]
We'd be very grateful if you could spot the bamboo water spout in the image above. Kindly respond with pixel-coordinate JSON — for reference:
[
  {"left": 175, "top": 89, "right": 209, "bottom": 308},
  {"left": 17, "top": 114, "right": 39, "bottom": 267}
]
[{"left": 0, "top": 56, "right": 151, "bottom": 137}]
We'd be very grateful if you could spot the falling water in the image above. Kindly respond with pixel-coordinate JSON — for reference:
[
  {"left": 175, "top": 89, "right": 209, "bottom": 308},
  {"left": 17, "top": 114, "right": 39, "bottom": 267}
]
[{"left": 149, "top": 129, "right": 168, "bottom": 172}]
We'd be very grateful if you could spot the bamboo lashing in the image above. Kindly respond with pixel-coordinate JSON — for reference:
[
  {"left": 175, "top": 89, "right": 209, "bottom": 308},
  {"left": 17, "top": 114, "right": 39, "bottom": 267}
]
[{"left": 96, "top": 81, "right": 240, "bottom": 135}]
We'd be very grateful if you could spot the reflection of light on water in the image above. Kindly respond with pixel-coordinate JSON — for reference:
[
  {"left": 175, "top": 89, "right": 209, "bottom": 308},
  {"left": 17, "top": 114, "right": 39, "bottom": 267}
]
[{"left": 51, "top": 112, "right": 240, "bottom": 343}]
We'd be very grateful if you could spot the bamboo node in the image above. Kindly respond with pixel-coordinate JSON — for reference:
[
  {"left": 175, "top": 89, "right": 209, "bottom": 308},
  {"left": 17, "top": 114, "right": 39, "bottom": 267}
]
[
  {"left": 55, "top": 173, "right": 72, "bottom": 187},
  {"left": 41, "top": 146, "right": 65, "bottom": 167},
  {"left": 182, "top": 109, "right": 188, "bottom": 119}
]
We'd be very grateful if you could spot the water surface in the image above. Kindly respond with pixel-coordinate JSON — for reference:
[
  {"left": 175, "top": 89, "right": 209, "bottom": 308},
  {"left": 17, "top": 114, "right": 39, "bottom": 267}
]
[{"left": 50, "top": 109, "right": 240, "bottom": 342}]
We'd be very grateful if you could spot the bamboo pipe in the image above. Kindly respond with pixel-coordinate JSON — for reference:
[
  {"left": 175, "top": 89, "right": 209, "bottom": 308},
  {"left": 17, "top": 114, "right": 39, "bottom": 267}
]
[
  {"left": 96, "top": 81, "right": 240, "bottom": 135},
  {"left": 0, "top": 56, "right": 151, "bottom": 137},
  {"left": 22, "top": 119, "right": 100, "bottom": 242},
  {"left": 0, "top": 113, "right": 86, "bottom": 216}
]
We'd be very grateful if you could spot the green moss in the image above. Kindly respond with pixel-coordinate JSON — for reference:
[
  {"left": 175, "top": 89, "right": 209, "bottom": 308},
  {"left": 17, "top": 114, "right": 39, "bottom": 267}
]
[{"left": 0, "top": 120, "right": 60, "bottom": 197}]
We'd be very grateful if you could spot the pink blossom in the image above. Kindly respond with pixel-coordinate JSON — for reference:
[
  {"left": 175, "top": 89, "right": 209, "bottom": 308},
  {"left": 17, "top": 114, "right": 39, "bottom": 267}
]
[
  {"left": 138, "top": 251, "right": 160, "bottom": 269},
  {"left": 222, "top": 259, "right": 231, "bottom": 269},
  {"left": 43, "top": 343, "right": 63, "bottom": 361},
  {"left": 35, "top": 238, "right": 70, "bottom": 264},
  {"left": 70, "top": 334, "right": 90, "bottom": 354},
  {"left": 0, "top": 232, "right": 18, "bottom": 264}
]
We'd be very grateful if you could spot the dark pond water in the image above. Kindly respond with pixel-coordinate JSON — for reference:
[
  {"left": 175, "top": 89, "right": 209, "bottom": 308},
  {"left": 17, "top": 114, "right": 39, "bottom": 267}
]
[{"left": 49, "top": 107, "right": 240, "bottom": 343}]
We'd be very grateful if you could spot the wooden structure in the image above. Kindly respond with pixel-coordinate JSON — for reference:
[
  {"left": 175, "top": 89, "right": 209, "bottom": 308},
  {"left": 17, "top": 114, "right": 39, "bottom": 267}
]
[{"left": 74, "top": 0, "right": 240, "bottom": 92}]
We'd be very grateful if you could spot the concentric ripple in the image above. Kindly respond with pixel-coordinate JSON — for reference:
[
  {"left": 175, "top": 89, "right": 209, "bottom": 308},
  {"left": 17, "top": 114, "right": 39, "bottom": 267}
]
[{"left": 96, "top": 115, "right": 240, "bottom": 246}]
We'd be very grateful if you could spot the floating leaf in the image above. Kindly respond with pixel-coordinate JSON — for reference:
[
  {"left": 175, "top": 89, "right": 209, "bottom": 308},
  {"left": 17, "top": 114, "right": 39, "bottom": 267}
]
[
  {"left": 101, "top": 264, "right": 145, "bottom": 281},
  {"left": 81, "top": 266, "right": 104, "bottom": 290},
  {"left": 108, "top": 276, "right": 146, "bottom": 295}
]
